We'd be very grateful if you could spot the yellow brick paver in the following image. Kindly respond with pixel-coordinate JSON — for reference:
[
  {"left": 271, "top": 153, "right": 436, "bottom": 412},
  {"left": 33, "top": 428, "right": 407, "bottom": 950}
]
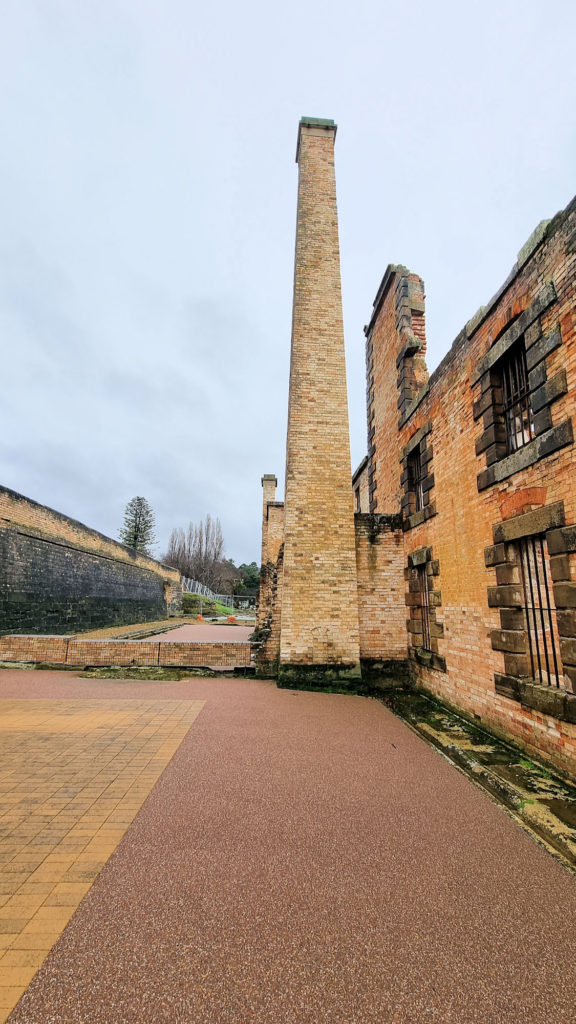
[{"left": 0, "top": 697, "right": 204, "bottom": 1020}]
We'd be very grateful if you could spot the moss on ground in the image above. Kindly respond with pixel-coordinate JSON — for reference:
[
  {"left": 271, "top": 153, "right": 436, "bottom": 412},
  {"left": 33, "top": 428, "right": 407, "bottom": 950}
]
[{"left": 79, "top": 666, "right": 221, "bottom": 680}]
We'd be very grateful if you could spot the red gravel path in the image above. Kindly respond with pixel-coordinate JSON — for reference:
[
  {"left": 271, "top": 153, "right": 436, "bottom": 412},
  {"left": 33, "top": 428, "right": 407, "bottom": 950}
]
[{"left": 5, "top": 670, "right": 576, "bottom": 1024}]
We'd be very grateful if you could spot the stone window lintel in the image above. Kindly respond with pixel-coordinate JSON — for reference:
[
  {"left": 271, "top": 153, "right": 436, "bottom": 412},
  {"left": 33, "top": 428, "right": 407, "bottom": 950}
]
[
  {"left": 470, "top": 282, "right": 557, "bottom": 387},
  {"left": 492, "top": 501, "right": 565, "bottom": 544}
]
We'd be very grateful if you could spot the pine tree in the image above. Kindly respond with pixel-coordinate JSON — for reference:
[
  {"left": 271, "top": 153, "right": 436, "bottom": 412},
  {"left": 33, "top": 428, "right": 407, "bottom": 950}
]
[{"left": 119, "top": 497, "right": 156, "bottom": 554}]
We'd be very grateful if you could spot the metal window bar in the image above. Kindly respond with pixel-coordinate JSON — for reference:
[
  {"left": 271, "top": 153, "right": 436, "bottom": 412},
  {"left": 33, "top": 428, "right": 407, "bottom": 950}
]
[
  {"left": 518, "top": 536, "right": 562, "bottom": 688},
  {"left": 418, "top": 566, "right": 432, "bottom": 651},
  {"left": 501, "top": 343, "right": 534, "bottom": 454},
  {"left": 408, "top": 447, "right": 424, "bottom": 512}
]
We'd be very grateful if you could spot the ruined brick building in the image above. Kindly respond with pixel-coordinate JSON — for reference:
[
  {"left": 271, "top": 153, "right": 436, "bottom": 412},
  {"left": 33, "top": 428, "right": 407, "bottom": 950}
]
[{"left": 258, "top": 116, "right": 576, "bottom": 776}]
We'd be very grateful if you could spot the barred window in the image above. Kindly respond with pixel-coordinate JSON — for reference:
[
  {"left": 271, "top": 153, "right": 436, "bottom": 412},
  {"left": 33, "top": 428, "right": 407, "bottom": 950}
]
[
  {"left": 407, "top": 447, "right": 424, "bottom": 513},
  {"left": 517, "top": 534, "right": 563, "bottom": 688},
  {"left": 416, "top": 565, "right": 431, "bottom": 651},
  {"left": 500, "top": 341, "right": 535, "bottom": 454}
]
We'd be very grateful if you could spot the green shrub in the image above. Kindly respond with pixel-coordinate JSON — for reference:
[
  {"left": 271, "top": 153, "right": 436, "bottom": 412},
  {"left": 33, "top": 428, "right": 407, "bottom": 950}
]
[{"left": 181, "top": 592, "right": 235, "bottom": 616}]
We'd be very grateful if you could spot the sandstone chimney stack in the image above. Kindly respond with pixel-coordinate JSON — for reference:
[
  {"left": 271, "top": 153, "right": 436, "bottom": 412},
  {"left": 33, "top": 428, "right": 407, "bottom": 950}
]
[{"left": 278, "top": 117, "right": 361, "bottom": 686}]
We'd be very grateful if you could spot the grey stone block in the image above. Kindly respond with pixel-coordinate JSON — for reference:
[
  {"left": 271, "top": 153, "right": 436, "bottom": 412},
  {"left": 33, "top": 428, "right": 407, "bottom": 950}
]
[
  {"left": 554, "top": 582, "right": 576, "bottom": 608},
  {"left": 547, "top": 526, "right": 576, "bottom": 555},
  {"left": 517, "top": 219, "right": 551, "bottom": 268},
  {"left": 487, "top": 585, "right": 524, "bottom": 608},
  {"left": 490, "top": 629, "right": 527, "bottom": 653},
  {"left": 526, "top": 328, "right": 562, "bottom": 372},
  {"left": 531, "top": 369, "right": 568, "bottom": 413},
  {"left": 493, "top": 501, "right": 565, "bottom": 543}
]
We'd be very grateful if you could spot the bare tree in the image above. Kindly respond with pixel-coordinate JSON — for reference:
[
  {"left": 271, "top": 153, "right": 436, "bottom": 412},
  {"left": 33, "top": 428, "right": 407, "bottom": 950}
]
[{"left": 164, "top": 515, "right": 224, "bottom": 589}]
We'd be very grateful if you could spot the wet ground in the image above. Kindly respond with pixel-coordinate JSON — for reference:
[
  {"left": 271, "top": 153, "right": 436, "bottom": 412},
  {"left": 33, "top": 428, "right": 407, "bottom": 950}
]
[{"left": 381, "top": 688, "right": 576, "bottom": 870}]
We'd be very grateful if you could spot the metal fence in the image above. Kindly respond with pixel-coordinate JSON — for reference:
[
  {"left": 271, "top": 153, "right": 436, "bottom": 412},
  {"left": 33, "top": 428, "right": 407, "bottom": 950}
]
[{"left": 181, "top": 577, "right": 256, "bottom": 610}]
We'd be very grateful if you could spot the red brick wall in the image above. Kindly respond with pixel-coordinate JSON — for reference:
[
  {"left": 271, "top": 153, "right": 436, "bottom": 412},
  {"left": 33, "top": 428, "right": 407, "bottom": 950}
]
[{"left": 367, "top": 200, "right": 576, "bottom": 775}]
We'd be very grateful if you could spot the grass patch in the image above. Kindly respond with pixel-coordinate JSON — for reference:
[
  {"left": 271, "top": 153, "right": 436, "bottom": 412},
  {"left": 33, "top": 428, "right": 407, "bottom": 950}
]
[{"left": 182, "top": 593, "right": 235, "bottom": 616}]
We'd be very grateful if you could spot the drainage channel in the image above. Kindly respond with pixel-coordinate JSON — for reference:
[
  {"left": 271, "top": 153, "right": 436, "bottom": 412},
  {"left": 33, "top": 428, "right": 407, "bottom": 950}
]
[{"left": 381, "top": 689, "right": 576, "bottom": 873}]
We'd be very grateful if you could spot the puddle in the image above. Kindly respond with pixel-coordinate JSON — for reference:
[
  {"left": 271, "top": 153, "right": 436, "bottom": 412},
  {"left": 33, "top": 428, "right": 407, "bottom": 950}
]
[
  {"left": 474, "top": 749, "right": 515, "bottom": 766},
  {"left": 543, "top": 798, "right": 576, "bottom": 830},
  {"left": 489, "top": 764, "right": 548, "bottom": 793}
]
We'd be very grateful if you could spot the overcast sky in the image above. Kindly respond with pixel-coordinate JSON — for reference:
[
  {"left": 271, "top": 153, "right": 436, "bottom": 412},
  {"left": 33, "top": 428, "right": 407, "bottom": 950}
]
[{"left": 1, "top": 1, "right": 575, "bottom": 564}]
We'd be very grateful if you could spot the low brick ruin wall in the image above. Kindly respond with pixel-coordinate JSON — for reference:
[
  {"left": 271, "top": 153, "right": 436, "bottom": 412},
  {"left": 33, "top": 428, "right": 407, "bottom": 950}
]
[{"left": 0, "top": 635, "right": 251, "bottom": 669}]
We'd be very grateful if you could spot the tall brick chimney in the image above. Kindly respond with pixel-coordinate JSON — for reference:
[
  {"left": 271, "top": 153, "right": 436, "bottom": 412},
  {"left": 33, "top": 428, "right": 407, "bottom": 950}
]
[
  {"left": 260, "top": 474, "right": 277, "bottom": 567},
  {"left": 278, "top": 117, "right": 361, "bottom": 687}
]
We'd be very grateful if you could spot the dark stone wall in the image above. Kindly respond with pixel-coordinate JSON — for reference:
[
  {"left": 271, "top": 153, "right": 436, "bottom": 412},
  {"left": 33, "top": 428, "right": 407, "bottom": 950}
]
[{"left": 0, "top": 527, "right": 168, "bottom": 634}]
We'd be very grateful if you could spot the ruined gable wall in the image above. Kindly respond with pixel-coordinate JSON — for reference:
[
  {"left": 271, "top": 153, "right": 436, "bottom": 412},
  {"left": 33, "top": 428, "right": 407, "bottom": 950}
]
[
  {"left": 366, "top": 267, "right": 427, "bottom": 514},
  {"left": 369, "top": 200, "right": 576, "bottom": 774},
  {"left": 0, "top": 486, "right": 182, "bottom": 634},
  {"left": 352, "top": 459, "right": 370, "bottom": 513}
]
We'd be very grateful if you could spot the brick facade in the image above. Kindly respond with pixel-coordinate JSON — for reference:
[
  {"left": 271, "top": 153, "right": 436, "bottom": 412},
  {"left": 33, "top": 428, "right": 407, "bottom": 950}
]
[
  {"left": 355, "top": 514, "right": 406, "bottom": 661},
  {"left": 366, "top": 201, "right": 576, "bottom": 775},
  {"left": 255, "top": 475, "right": 285, "bottom": 670},
  {"left": 0, "top": 486, "right": 182, "bottom": 634},
  {"left": 352, "top": 457, "right": 370, "bottom": 513},
  {"left": 257, "top": 117, "right": 576, "bottom": 774}
]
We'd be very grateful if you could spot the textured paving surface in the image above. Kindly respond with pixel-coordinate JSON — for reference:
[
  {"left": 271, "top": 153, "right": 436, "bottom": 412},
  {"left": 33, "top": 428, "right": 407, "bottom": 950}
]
[
  {"left": 2, "top": 671, "right": 576, "bottom": 1023},
  {"left": 0, "top": 695, "right": 204, "bottom": 1021},
  {"left": 143, "top": 623, "right": 253, "bottom": 643},
  {"left": 78, "top": 618, "right": 200, "bottom": 639}
]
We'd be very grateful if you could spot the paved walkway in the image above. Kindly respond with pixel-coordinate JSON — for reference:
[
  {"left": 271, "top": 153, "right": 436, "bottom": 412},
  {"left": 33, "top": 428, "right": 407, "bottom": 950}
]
[
  {"left": 144, "top": 623, "right": 253, "bottom": 643},
  {"left": 1, "top": 670, "right": 576, "bottom": 1023}
]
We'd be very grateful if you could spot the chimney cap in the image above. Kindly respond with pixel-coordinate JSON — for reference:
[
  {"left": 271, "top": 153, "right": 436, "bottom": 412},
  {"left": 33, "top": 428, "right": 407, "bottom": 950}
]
[{"left": 296, "top": 117, "right": 337, "bottom": 163}]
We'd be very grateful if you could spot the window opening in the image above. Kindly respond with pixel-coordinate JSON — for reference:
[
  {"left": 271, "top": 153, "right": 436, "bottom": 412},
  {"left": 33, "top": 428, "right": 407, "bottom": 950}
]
[
  {"left": 417, "top": 565, "right": 431, "bottom": 651},
  {"left": 517, "top": 535, "right": 562, "bottom": 687},
  {"left": 407, "top": 447, "right": 424, "bottom": 512},
  {"left": 501, "top": 342, "right": 535, "bottom": 454}
]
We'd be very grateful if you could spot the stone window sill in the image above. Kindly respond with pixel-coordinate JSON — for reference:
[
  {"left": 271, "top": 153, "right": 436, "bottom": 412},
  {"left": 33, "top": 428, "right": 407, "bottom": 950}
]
[
  {"left": 477, "top": 419, "right": 573, "bottom": 491},
  {"left": 495, "top": 674, "right": 576, "bottom": 724},
  {"left": 412, "top": 647, "right": 446, "bottom": 672},
  {"left": 404, "top": 505, "right": 437, "bottom": 531}
]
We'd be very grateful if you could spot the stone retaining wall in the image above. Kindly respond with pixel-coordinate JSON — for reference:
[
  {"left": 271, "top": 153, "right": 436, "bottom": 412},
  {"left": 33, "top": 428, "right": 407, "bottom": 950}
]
[{"left": 0, "top": 486, "right": 182, "bottom": 634}]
